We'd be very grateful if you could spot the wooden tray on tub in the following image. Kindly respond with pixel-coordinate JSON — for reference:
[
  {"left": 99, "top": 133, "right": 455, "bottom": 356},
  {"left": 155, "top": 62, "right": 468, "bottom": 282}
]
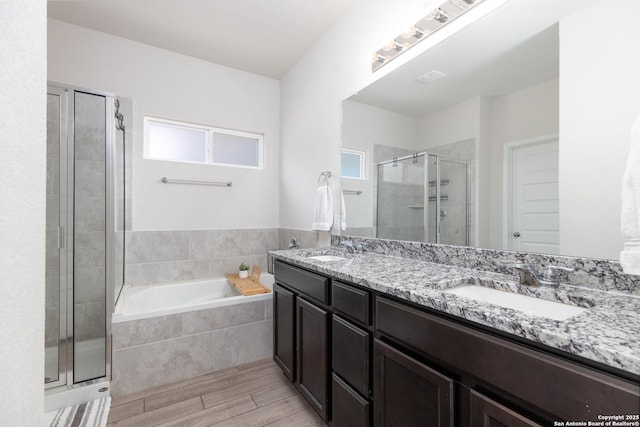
[{"left": 225, "top": 265, "right": 271, "bottom": 296}]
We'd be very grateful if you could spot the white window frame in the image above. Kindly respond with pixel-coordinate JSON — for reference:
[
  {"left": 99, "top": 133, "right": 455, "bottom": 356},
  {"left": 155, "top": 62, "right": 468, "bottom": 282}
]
[
  {"left": 144, "top": 116, "right": 264, "bottom": 170},
  {"left": 341, "top": 148, "right": 366, "bottom": 180}
]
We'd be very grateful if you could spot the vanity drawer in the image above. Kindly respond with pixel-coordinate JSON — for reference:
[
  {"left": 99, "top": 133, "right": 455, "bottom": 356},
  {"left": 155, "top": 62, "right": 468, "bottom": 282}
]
[
  {"left": 332, "top": 374, "right": 370, "bottom": 427},
  {"left": 375, "top": 296, "right": 640, "bottom": 421},
  {"left": 274, "top": 260, "right": 329, "bottom": 305},
  {"left": 332, "top": 314, "right": 370, "bottom": 397},
  {"left": 332, "top": 280, "right": 370, "bottom": 325}
]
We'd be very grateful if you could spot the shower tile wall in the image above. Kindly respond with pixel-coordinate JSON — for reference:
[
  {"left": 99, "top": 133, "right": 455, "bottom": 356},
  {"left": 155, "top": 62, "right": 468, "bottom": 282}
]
[
  {"left": 73, "top": 93, "right": 106, "bottom": 349},
  {"left": 125, "top": 228, "right": 279, "bottom": 286}
]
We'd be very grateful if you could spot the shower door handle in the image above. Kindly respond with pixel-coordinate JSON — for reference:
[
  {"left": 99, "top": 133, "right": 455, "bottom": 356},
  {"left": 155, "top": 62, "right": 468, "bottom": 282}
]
[{"left": 512, "top": 231, "right": 521, "bottom": 238}]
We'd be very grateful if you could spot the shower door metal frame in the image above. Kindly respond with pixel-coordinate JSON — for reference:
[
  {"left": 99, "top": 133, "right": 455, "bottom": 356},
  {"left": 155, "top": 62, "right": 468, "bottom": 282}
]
[
  {"left": 45, "top": 86, "right": 70, "bottom": 390},
  {"left": 46, "top": 82, "right": 115, "bottom": 393}
]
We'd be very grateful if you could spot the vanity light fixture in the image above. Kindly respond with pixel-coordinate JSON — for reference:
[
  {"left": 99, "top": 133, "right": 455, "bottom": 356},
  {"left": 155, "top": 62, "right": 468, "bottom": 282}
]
[
  {"left": 401, "top": 25, "right": 426, "bottom": 40},
  {"left": 372, "top": 0, "right": 485, "bottom": 72},
  {"left": 431, "top": 7, "right": 449, "bottom": 23}
]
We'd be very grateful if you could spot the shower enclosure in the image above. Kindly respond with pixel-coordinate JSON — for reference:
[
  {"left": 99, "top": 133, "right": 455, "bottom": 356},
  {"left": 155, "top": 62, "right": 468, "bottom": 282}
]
[
  {"left": 45, "top": 83, "right": 126, "bottom": 404},
  {"left": 376, "top": 152, "right": 470, "bottom": 245}
]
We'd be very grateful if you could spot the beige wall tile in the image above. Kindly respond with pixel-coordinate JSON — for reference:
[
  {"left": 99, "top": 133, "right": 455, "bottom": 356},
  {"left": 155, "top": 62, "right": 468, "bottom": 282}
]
[
  {"left": 139, "top": 259, "right": 209, "bottom": 285},
  {"left": 112, "top": 333, "right": 213, "bottom": 397},
  {"left": 212, "top": 320, "right": 272, "bottom": 371},
  {"left": 112, "top": 314, "right": 183, "bottom": 349},
  {"left": 183, "top": 301, "right": 265, "bottom": 335}
]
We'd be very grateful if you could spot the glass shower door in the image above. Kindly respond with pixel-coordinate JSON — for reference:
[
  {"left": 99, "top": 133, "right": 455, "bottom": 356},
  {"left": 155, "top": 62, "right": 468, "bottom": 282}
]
[
  {"left": 73, "top": 91, "right": 108, "bottom": 383},
  {"left": 376, "top": 155, "right": 426, "bottom": 242},
  {"left": 426, "top": 155, "right": 470, "bottom": 246},
  {"left": 45, "top": 85, "right": 116, "bottom": 390},
  {"left": 45, "top": 88, "right": 68, "bottom": 388}
]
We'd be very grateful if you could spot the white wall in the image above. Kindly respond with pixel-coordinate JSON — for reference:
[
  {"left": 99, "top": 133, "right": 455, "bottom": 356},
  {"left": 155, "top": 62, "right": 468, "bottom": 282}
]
[
  {"left": 0, "top": 1, "right": 46, "bottom": 425},
  {"left": 419, "top": 97, "right": 484, "bottom": 149},
  {"left": 559, "top": 0, "right": 640, "bottom": 259},
  {"left": 489, "top": 78, "right": 559, "bottom": 249},
  {"left": 341, "top": 100, "right": 420, "bottom": 227},
  {"left": 48, "top": 19, "right": 280, "bottom": 231},
  {"left": 279, "top": 0, "right": 509, "bottom": 232}
]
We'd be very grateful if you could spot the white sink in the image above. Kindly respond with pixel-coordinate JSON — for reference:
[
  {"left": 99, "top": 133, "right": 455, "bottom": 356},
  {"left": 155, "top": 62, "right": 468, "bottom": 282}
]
[
  {"left": 444, "top": 285, "right": 586, "bottom": 321},
  {"left": 307, "top": 255, "right": 348, "bottom": 262}
]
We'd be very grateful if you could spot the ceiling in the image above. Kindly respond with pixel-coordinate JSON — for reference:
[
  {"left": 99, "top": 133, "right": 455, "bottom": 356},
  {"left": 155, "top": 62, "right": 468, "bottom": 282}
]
[{"left": 48, "top": 0, "right": 354, "bottom": 79}]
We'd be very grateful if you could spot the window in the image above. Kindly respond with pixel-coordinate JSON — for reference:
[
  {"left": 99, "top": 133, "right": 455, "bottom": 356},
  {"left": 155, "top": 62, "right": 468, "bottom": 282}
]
[
  {"left": 144, "top": 117, "right": 263, "bottom": 169},
  {"left": 341, "top": 148, "right": 366, "bottom": 179}
]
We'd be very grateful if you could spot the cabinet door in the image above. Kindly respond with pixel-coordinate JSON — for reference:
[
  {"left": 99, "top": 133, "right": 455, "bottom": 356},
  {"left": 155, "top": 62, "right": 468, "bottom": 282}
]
[
  {"left": 273, "top": 283, "right": 295, "bottom": 382},
  {"left": 470, "top": 390, "right": 543, "bottom": 427},
  {"left": 333, "top": 315, "right": 370, "bottom": 396},
  {"left": 373, "top": 339, "right": 453, "bottom": 427},
  {"left": 297, "top": 297, "right": 329, "bottom": 421}
]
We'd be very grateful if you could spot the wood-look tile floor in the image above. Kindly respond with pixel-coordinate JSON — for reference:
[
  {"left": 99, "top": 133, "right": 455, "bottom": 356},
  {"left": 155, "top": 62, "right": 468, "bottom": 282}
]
[{"left": 107, "top": 358, "right": 327, "bottom": 427}]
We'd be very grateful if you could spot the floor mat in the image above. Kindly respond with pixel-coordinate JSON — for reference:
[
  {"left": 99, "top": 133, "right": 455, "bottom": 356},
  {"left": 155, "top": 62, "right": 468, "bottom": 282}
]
[{"left": 45, "top": 396, "right": 111, "bottom": 427}]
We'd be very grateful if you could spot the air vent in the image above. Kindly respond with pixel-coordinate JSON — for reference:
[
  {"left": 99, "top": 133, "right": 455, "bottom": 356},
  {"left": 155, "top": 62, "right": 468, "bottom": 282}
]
[{"left": 416, "top": 70, "right": 447, "bottom": 84}]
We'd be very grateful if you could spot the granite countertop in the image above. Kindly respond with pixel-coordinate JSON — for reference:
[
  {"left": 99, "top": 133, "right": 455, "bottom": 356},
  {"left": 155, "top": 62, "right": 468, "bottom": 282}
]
[{"left": 270, "top": 247, "right": 640, "bottom": 377}]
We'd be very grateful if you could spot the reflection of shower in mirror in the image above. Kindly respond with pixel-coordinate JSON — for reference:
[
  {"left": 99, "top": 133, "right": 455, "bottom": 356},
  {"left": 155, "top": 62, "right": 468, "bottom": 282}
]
[{"left": 375, "top": 149, "right": 470, "bottom": 246}]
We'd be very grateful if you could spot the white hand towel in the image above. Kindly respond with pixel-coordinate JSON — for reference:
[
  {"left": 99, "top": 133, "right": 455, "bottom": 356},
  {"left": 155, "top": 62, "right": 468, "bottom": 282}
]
[
  {"left": 340, "top": 190, "right": 347, "bottom": 231},
  {"left": 312, "top": 184, "right": 333, "bottom": 231},
  {"left": 620, "top": 113, "right": 640, "bottom": 274}
]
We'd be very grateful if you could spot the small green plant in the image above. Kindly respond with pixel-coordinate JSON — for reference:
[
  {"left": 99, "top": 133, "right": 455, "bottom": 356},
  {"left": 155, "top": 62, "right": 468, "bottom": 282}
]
[{"left": 239, "top": 263, "right": 250, "bottom": 271}]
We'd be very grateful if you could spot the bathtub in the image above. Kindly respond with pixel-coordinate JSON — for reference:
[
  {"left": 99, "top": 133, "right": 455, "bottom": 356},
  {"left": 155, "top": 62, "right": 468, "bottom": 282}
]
[
  {"left": 111, "top": 273, "right": 275, "bottom": 396},
  {"left": 113, "top": 273, "right": 274, "bottom": 323}
]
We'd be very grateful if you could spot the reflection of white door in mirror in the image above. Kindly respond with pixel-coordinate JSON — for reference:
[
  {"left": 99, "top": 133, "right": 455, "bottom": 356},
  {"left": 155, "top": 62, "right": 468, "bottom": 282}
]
[{"left": 505, "top": 136, "right": 559, "bottom": 254}]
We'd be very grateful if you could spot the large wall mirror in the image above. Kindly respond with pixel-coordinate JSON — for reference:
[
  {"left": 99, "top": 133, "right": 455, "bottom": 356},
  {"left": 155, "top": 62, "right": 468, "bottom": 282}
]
[{"left": 340, "top": 0, "right": 640, "bottom": 260}]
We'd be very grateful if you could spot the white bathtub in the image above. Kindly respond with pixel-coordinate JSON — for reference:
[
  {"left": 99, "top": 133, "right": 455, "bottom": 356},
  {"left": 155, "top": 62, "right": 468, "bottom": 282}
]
[{"left": 113, "top": 273, "right": 274, "bottom": 323}]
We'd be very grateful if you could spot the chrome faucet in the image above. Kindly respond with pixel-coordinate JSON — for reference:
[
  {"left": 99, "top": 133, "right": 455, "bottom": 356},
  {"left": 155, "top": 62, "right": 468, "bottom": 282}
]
[
  {"left": 511, "top": 263, "right": 574, "bottom": 287},
  {"left": 288, "top": 238, "right": 299, "bottom": 249},
  {"left": 341, "top": 240, "right": 356, "bottom": 253},
  {"left": 340, "top": 240, "right": 363, "bottom": 254}
]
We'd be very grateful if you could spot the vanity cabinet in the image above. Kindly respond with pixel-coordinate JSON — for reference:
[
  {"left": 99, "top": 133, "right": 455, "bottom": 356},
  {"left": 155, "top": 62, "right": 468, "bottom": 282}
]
[
  {"left": 375, "top": 295, "right": 640, "bottom": 425},
  {"left": 273, "top": 261, "right": 330, "bottom": 421},
  {"left": 274, "top": 259, "right": 639, "bottom": 426}
]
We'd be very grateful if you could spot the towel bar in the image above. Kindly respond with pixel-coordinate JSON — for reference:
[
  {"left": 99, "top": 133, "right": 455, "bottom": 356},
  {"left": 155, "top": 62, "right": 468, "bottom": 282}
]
[{"left": 161, "top": 177, "right": 232, "bottom": 187}]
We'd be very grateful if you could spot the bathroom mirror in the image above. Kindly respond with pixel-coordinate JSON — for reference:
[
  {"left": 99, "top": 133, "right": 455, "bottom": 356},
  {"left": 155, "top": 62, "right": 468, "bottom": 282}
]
[{"left": 340, "top": 0, "right": 638, "bottom": 260}]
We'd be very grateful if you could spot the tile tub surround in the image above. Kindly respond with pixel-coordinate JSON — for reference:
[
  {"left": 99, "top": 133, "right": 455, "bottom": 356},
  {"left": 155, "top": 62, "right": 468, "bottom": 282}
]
[
  {"left": 124, "top": 228, "right": 279, "bottom": 286},
  {"left": 111, "top": 299, "right": 273, "bottom": 397},
  {"left": 270, "top": 248, "right": 640, "bottom": 376},
  {"left": 331, "top": 235, "right": 640, "bottom": 294}
]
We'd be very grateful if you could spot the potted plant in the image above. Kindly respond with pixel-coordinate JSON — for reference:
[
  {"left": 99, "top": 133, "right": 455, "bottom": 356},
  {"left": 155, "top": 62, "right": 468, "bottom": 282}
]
[{"left": 238, "top": 263, "right": 250, "bottom": 279}]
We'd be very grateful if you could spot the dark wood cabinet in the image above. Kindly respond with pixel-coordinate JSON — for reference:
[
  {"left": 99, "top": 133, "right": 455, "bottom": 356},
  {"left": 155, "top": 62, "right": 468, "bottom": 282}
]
[
  {"left": 375, "top": 296, "right": 640, "bottom": 422},
  {"left": 297, "top": 297, "right": 329, "bottom": 421},
  {"left": 332, "top": 315, "right": 370, "bottom": 396},
  {"left": 373, "top": 339, "right": 454, "bottom": 427},
  {"left": 274, "top": 260, "right": 640, "bottom": 427},
  {"left": 469, "top": 389, "right": 543, "bottom": 427},
  {"left": 332, "top": 374, "right": 370, "bottom": 427},
  {"left": 332, "top": 280, "right": 370, "bottom": 325},
  {"left": 273, "top": 261, "right": 330, "bottom": 422},
  {"left": 273, "top": 283, "right": 295, "bottom": 382}
]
